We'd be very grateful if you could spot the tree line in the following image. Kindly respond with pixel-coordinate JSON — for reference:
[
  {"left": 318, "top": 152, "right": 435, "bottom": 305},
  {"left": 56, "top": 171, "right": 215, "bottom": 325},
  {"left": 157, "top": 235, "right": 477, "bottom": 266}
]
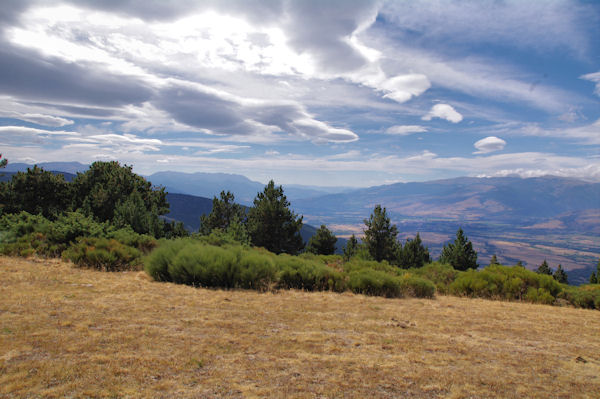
[{"left": 0, "top": 157, "right": 597, "bottom": 282}]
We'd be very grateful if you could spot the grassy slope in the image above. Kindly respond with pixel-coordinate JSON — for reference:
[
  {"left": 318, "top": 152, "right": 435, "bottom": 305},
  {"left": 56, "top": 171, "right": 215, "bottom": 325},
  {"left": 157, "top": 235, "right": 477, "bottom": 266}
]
[{"left": 1, "top": 256, "right": 599, "bottom": 398}]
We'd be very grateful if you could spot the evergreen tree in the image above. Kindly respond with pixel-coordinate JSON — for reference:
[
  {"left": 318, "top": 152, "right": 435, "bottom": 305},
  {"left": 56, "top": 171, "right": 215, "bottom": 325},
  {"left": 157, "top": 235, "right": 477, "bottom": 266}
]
[
  {"left": 363, "top": 205, "right": 399, "bottom": 263},
  {"left": 589, "top": 259, "right": 599, "bottom": 284},
  {"left": 439, "top": 228, "right": 478, "bottom": 271},
  {"left": 553, "top": 264, "right": 568, "bottom": 284},
  {"left": 247, "top": 180, "right": 304, "bottom": 255},
  {"left": 397, "top": 233, "right": 431, "bottom": 268},
  {"left": 72, "top": 161, "right": 168, "bottom": 224},
  {"left": 0, "top": 153, "right": 6, "bottom": 169},
  {"left": 516, "top": 260, "right": 524, "bottom": 267},
  {"left": 306, "top": 224, "right": 337, "bottom": 255},
  {"left": 199, "top": 191, "right": 246, "bottom": 235},
  {"left": 0, "top": 165, "right": 72, "bottom": 218},
  {"left": 536, "top": 259, "right": 552, "bottom": 275},
  {"left": 72, "top": 161, "right": 168, "bottom": 236},
  {"left": 343, "top": 234, "right": 359, "bottom": 260},
  {"left": 489, "top": 254, "right": 499, "bottom": 266}
]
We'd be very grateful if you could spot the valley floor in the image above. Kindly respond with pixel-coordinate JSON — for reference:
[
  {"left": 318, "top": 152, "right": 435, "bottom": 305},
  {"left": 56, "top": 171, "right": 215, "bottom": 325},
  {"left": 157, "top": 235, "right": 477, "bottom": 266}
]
[{"left": 1, "top": 256, "right": 599, "bottom": 398}]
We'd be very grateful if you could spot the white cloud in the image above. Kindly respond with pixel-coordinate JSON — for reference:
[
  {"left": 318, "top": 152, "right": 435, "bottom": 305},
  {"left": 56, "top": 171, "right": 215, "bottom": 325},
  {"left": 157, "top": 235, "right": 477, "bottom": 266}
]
[
  {"left": 385, "top": 125, "right": 428, "bottom": 135},
  {"left": 0, "top": 126, "right": 79, "bottom": 136},
  {"left": 581, "top": 71, "right": 600, "bottom": 96},
  {"left": 0, "top": 111, "right": 74, "bottom": 127},
  {"left": 422, "top": 104, "right": 463, "bottom": 123},
  {"left": 473, "top": 136, "right": 506, "bottom": 154},
  {"left": 380, "top": 74, "right": 430, "bottom": 103}
]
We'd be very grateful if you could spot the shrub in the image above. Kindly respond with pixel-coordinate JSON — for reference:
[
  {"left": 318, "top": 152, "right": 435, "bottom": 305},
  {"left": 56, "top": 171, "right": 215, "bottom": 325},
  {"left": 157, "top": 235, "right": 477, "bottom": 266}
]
[
  {"left": 347, "top": 269, "right": 403, "bottom": 298},
  {"left": 237, "top": 251, "right": 277, "bottom": 291},
  {"left": 277, "top": 254, "right": 345, "bottom": 292},
  {"left": 449, "top": 265, "right": 562, "bottom": 303},
  {"left": 144, "top": 238, "right": 192, "bottom": 281},
  {"left": 559, "top": 285, "right": 600, "bottom": 310},
  {"left": 168, "top": 243, "right": 240, "bottom": 287},
  {"left": 399, "top": 274, "right": 436, "bottom": 298},
  {"left": 62, "top": 237, "right": 141, "bottom": 271},
  {"left": 411, "top": 262, "right": 458, "bottom": 294}
]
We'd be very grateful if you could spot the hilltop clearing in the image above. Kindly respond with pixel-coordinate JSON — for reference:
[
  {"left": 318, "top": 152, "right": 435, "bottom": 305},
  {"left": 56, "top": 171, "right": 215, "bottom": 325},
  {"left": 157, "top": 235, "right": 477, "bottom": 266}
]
[{"left": 1, "top": 256, "right": 598, "bottom": 398}]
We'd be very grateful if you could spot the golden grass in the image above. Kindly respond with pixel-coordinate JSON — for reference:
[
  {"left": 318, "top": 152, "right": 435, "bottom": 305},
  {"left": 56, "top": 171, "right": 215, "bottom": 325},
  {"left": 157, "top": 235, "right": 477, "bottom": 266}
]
[{"left": 1, "top": 256, "right": 599, "bottom": 398}]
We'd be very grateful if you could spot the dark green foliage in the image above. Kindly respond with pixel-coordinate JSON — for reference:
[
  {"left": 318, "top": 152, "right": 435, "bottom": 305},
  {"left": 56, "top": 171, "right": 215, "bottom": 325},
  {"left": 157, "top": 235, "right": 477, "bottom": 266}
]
[
  {"left": 347, "top": 269, "right": 403, "bottom": 297},
  {"left": 0, "top": 166, "right": 72, "bottom": 218},
  {"left": 363, "top": 205, "right": 399, "bottom": 263},
  {"left": 306, "top": 225, "right": 337, "bottom": 255},
  {"left": 439, "top": 228, "right": 478, "bottom": 271},
  {"left": 489, "top": 255, "right": 499, "bottom": 266},
  {"left": 411, "top": 262, "right": 459, "bottom": 294},
  {"left": 343, "top": 234, "right": 359, "bottom": 260},
  {"left": 553, "top": 264, "right": 568, "bottom": 284},
  {"left": 247, "top": 180, "right": 304, "bottom": 255},
  {"left": 144, "top": 238, "right": 191, "bottom": 282},
  {"left": 559, "top": 285, "right": 600, "bottom": 309},
  {"left": 62, "top": 237, "right": 141, "bottom": 271},
  {"left": 199, "top": 191, "right": 246, "bottom": 235},
  {"left": 72, "top": 161, "right": 168, "bottom": 236},
  {"left": 450, "top": 264, "right": 562, "bottom": 302},
  {"left": 347, "top": 269, "right": 434, "bottom": 298},
  {"left": 536, "top": 259, "right": 552, "bottom": 275},
  {"left": 277, "top": 254, "right": 345, "bottom": 292},
  {"left": 0, "top": 211, "right": 155, "bottom": 259},
  {"left": 0, "top": 154, "right": 6, "bottom": 169},
  {"left": 590, "top": 260, "right": 599, "bottom": 284},
  {"left": 397, "top": 233, "right": 431, "bottom": 268}
]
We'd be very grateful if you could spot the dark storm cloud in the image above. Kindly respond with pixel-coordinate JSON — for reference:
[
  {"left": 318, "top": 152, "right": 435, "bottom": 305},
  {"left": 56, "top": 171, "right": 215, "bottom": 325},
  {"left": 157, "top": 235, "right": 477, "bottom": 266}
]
[{"left": 0, "top": 43, "right": 154, "bottom": 107}]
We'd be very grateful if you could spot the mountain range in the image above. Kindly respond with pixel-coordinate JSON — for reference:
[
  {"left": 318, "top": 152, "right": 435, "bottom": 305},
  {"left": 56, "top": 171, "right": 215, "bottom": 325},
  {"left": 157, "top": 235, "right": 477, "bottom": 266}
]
[{"left": 3, "top": 162, "right": 599, "bottom": 283}]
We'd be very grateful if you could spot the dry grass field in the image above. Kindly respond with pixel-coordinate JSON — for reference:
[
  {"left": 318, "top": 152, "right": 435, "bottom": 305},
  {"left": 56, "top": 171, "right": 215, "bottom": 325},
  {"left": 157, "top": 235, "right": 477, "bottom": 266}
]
[{"left": 1, "top": 256, "right": 599, "bottom": 398}]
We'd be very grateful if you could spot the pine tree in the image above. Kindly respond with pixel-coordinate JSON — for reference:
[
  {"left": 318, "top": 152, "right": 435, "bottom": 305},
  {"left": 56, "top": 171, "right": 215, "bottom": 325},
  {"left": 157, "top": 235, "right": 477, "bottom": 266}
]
[
  {"left": 343, "top": 234, "right": 359, "bottom": 260},
  {"left": 489, "top": 254, "right": 499, "bottom": 266},
  {"left": 0, "top": 153, "right": 6, "bottom": 169},
  {"left": 439, "top": 228, "right": 478, "bottom": 271},
  {"left": 363, "top": 205, "right": 399, "bottom": 263},
  {"left": 247, "top": 180, "right": 304, "bottom": 255},
  {"left": 516, "top": 260, "right": 524, "bottom": 267},
  {"left": 536, "top": 259, "right": 552, "bottom": 275},
  {"left": 553, "top": 264, "right": 568, "bottom": 284},
  {"left": 199, "top": 191, "right": 246, "bottom": 235},
  {"left": 398, "top": 233, "right": 431, "bottom": 268},
  {"left": 590, "top": 259, "right": 600, "bottom": 284},
  {"left": 306, "top": 225, "right": 337, "bottom": 255}
]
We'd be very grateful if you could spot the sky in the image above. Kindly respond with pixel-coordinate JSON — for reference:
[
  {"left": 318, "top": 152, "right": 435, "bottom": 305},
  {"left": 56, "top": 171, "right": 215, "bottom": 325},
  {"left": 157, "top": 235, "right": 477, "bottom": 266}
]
[{"left": 0, "top": 0, "right": 599, "bottom": 187}]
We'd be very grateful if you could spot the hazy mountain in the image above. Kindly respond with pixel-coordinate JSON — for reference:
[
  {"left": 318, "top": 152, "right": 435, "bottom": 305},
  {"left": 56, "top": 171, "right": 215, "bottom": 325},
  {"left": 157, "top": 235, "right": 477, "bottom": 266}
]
[
  {"left": 5, "top": 161, "right": 88, "bottom": 174},
  {"left": 164, "top": 193, "right": 345, "bottom": 253},
  {"left": 148, "top": 171, "right": 351, "bottom": 204}
]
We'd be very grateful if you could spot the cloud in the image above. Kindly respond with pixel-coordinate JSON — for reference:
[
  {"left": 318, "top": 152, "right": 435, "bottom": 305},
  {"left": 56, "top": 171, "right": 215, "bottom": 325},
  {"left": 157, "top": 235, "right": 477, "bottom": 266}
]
[
  {"left": 581, "top": 71, "right": 600, "bottom": 96},
  {"left": 380, "top": 0, "right": 594, "bottom": 58},
  {"left": 422, "top": 104, "right": 463, "bottom": 123},
  {"left": 0, "top": 110, "right": 74, "bottom": 127},
  {"left": 380, "top": 74, "right": 430, "bottom": 103},
  {"left": 0, "top": 125, "right": 79, "bottom": 136},
  {"left": 473, "top": 136, "right": 506, "bottom": 154},
  {"left": 385, "top": 125, "right": 428, "bottom": 135}
]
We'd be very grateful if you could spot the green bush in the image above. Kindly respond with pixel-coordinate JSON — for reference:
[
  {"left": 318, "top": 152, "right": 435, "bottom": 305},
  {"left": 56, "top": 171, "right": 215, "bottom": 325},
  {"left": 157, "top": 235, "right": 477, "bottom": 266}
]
[
  {"left": 559, "top": 285, "right": 600, "bottom": 309},
  {"left": 449, "top": 265, "right": 562, "bottom": 303},
  {"left": 62, "top": 237, "right": 141, "bottom": 271},
  {"left": 277, "top": 254, "right": 345, "bottom": 292},
  {"left": 411, "top": 262, "right": 458, "bottom": 294},
  {"left": 343, "top": 258, "right": 399, "bottom": 275},
  {"left": 399, "top": 274, "right": 436, "bottom": 298},
  {"left": 144, "top": 238, "right": 192, "bottom": 281},
  {"left": 237, "top": 251, "right": 277, "bottom": 291},
  {"left": 347, "top": 269, "right": 403, "bottom": 298}
]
